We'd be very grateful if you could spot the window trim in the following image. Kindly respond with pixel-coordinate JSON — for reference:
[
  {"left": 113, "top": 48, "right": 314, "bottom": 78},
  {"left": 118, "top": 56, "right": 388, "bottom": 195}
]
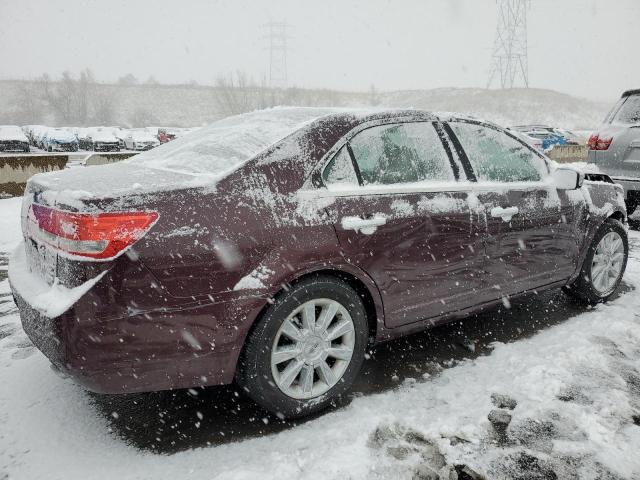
[
  {"left": 442, "top": 119, "right": 551, "bottom": 183},
  {"left": 319, "top": 119, "right": 460, "bottom": 189}
]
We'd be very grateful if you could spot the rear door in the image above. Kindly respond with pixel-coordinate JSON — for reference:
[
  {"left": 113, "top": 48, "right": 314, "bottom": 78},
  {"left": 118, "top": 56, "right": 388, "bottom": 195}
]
[
  {"left": 445, "top": 121, "right": 582, "bottom": 296},
  {"left": 321, "top": 121, "right": 486, "bottom": 327}
]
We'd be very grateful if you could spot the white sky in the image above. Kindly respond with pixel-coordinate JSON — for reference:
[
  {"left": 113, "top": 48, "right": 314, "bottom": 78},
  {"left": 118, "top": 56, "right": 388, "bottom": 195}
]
[{"left": 0, "top": 0, "right": 638, "bottom": 101}]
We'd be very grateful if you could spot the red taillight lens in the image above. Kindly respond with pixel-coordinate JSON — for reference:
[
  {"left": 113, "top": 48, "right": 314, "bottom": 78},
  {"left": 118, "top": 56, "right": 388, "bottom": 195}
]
[
  {"left": 30, "top": 204, "right": 158, "bottom": 259},
  {"left": 596, "top": 136, "right": 613, "bottom": 150},
  {"left": 587, "top": 133, "right": 613, "bottom": 151}
]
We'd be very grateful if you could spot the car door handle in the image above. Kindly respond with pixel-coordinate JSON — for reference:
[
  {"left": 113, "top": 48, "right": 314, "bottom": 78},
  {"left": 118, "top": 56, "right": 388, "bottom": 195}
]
[
  {"left": 341, "top": 214, "right": 387, "bottom": 234},
  {"left": 491, "top": 206, "right": 519, "bottom": 222}
]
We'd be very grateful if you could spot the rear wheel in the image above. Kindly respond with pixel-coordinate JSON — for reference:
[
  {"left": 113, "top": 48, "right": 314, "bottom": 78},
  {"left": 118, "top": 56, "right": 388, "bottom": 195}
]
[
  {"left": 237, "top": 274, "right": 368, "bottom": 418},
  {"left": 564, "top": 218, "right": 628, "bottom": 304}
]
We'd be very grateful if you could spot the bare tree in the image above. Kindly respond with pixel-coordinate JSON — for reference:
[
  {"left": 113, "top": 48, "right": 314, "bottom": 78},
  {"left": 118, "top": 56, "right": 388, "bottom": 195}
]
[
  {"left": 117, "top": 73, "right": 138, "bottom": 86},
  {"left": 93, "top": 89, "right": 116, "bottom": 125},
  {"left": 213, "top": 71, "right": 258, "bottom": 116},
  {"left": 11, "top": 81, "right": 45, "bottom": 124}
]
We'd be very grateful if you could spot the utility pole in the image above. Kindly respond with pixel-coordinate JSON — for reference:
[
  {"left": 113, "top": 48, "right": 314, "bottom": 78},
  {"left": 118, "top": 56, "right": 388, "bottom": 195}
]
[
  {"left": 263, "top": 21, "right": 291, "bottom": 89},
  {"left": 487, "top": 0, "right": 531, "bottom": 89}
]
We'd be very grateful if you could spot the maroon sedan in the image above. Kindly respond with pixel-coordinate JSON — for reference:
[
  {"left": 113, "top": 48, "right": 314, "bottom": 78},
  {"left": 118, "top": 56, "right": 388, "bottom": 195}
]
[{"left": 10, "top": 108, "right": 628, "bottom": 418}]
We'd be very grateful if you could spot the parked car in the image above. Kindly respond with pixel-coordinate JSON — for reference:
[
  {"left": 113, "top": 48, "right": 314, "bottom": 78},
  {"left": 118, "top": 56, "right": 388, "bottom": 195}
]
[
  {"left": 10, "top": 108, "right": 628, "bottom": 419},
  {"left": 0, "top": 125, "right": 30, "bottom": 152},
  {"left": 587, "top": 88, "right": 640, "bottom": 214},
  {"left": 111, "top": 128, "right": 127, "bottom": 149},
  {"left": 123, "top": 129, "right": 160, "bottom": 150},
  {"left": 75, "top": 128, "right": 92, "bottom": 150},
  {"left": 44, "top": 128, "right": 79, "bottom": 152},
  {"left": 511, "top": 125, "right": 570, "bottom": 150},
  {"left": 508, "top": 128, "right": 544, "bottom": 151},
  {"left": 85, "top": 127, "right": 120, "bottom": 152}
]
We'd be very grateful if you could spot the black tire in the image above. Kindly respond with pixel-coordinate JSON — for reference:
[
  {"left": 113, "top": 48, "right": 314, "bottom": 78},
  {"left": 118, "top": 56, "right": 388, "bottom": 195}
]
[
  {"left": 564, "top": 218, "right": 628, "bottom": 304},
  {"left": 625, "top": 199, "right": 637, "bottom": 216},
  {"left": 236, "top": 274, "right": 368, "bottom": 418}
]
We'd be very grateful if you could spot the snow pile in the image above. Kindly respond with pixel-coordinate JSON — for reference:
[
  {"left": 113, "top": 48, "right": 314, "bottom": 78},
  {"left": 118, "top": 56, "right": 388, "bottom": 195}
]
[{"left": 0, "top": 196, "right": 22, "bottom": 251}]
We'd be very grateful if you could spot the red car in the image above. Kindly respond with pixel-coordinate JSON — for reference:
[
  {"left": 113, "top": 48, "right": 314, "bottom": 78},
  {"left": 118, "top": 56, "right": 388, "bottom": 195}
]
[{"left": 10, "top": 108, "right": 628, "bottom": 418}]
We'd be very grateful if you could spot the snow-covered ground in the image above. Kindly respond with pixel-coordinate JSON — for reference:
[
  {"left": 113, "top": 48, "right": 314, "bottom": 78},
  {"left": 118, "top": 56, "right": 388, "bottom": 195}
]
[{"left": 1, "top": 197, "right": 640, "bottom": 479}]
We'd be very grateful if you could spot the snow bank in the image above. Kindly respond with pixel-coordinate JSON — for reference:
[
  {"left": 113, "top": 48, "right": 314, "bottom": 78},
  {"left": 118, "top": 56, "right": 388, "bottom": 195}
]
[{"left": 0, "top": 196, "right": 23, "bottom": 251}]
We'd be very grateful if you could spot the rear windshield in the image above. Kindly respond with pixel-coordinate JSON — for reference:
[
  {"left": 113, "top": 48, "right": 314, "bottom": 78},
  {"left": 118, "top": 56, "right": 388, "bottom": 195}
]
[
  {"left": 611, "top": 95, "right": 640, "bottom": 125},
  {"left": 130, "top": 107, "right": 340, "bottom": 176}
]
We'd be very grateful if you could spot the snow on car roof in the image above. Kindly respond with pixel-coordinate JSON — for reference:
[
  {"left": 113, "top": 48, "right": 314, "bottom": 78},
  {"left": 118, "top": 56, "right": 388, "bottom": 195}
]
[
  {"left": 0, "top": 125, "right": 28, "bottom": 141},
  {"left": 130, "top": 107, "right": 359, "bottom": 177}
]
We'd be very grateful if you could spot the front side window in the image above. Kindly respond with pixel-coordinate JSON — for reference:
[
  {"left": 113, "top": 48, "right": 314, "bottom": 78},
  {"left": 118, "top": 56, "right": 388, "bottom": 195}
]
[
  {"left": 348, "top": 123, "right": 453, "bottom": 186},
  {"left": 449, "top": 122, "right": 546, "bottom": 183}
]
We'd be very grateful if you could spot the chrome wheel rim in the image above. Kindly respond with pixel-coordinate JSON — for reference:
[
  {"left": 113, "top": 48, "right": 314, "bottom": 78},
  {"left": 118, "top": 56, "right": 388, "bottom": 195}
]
[
  {"left": 271, "top": 298, "right": 355, "bottom": 400},
  {"left": 591, "top": 231, "right": 625, "bottom": 296}
]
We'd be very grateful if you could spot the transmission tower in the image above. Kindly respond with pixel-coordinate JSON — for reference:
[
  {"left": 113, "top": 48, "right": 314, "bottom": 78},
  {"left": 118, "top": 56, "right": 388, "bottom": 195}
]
[
  {"left": 263, "top": 21, "right": 291, "bottom": 89},
  {"left": 487, "top": 0, "right": 531, "bottom": 89}
]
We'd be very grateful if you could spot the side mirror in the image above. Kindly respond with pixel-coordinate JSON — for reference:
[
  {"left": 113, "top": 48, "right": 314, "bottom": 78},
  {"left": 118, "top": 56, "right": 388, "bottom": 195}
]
[{"left": 552, "top": 167, "right": 583, "bottom": 190}]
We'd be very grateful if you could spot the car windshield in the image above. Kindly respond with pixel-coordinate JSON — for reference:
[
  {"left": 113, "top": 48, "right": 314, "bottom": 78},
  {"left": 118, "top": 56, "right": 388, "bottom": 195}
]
[
  {"left": 613, "top": 95, "right": 640, "bottom": 125},
  {"left": 131, "top": 107, "right": 340, "bottom": 176}
]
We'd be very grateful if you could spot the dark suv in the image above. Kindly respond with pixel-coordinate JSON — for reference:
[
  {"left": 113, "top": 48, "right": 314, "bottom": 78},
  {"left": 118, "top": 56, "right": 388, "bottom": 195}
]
[
  {"left": 10, "top": 108, "right": 628, "bottom": 418},
  {"left": 588, "top": 89, "right": 640, "bottom": 214}
]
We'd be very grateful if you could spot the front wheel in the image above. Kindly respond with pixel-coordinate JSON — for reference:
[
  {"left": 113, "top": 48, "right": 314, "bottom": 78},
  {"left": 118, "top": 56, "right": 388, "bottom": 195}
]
[
  {"left": 237, "top": 274, "right": 368, "bottom": 418},
  {"left": 564, "top": 218, "right": 628, "bottom": 304}
]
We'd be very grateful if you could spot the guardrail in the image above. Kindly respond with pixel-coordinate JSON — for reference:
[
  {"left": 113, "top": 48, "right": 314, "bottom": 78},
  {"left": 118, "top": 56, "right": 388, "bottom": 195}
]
[{"left": 0, "top": 152, "right": 138, "bottom": 197}]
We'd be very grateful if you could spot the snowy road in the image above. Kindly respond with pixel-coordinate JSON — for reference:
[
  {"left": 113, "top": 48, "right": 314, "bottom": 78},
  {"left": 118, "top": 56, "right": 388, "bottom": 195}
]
[{"left": 1, "top": 196, "right": 640, "bottom": 479}]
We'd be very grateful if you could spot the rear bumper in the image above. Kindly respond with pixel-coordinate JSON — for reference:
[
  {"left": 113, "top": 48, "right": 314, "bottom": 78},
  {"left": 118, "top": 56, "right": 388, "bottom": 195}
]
[{"left": 9, "top": 249, "right": 266, "bottom": 394}]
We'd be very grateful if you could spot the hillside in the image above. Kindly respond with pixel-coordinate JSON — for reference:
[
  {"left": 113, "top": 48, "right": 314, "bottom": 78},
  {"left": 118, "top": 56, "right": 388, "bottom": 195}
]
[{"left": 0, "top": 79, "right": 610, "bottom": 130}]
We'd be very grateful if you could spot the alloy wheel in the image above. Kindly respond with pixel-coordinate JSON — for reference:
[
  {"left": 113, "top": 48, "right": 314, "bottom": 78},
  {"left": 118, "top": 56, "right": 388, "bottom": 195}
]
[
  {"left": 270, "top": 298, "right": 355, "bottom": 400},
  {"left": 591, "top": 231, "right": 625, "bottom": 295}
]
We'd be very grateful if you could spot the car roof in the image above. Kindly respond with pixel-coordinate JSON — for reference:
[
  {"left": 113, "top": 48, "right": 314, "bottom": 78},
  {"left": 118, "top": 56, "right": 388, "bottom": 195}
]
[{"left": 622, "top": 89, "right": 640, "bottom": 98}]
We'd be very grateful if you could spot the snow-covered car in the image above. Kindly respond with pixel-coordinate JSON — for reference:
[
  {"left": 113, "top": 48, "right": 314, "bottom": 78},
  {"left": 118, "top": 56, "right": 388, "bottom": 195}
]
[
  {"left": 123, "top": 130, "right": 160, "bottom": 150},
  {"left": 9, "top": 108, "right": 628, "bottom": 419},
  {"left": 111, "top": 128, "right": 127, "bottom": 149},
  {"left": 43, "top": 128, "right": 79, "bottom": 152},
  {"left": 85, "top": 127, "right": 120, "bottom": 152},
  {"left": 0, "top": 125, "right": 30, "bottom": 152}
]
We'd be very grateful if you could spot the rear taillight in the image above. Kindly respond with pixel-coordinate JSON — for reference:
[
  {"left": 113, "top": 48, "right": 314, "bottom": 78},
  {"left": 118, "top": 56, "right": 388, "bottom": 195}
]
[
  {"left": 587, "top": 133, "right": 613, "bottom": 150},
  {"left": 29, "top": 204, "right": 158, "bottom": 259}
]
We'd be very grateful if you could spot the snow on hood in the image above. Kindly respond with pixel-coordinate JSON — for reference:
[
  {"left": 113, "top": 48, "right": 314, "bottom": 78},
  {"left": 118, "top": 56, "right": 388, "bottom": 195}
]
[
  {"left": 88, "top": 130, "right": 118, "bottom": 142},
  {"left": 129, "top": 107, "right": 346, "bottom": 176},
  {"left": 47, "top": 130, "right": 77, "bottom": 142},
  {"left": 0, "top": 126, "right": 28, "bottom": 142},
  {"left": 130, "top": 131, "right": 158, "bottom": 142}
]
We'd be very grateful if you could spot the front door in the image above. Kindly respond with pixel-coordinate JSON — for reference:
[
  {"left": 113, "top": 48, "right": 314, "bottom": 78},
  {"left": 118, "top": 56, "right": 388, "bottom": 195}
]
[
  {"left": 446, "top": 121, "right": 581, "bottom": 296},
  {"left": 321, "top": 121, "right": 486, "bottom": 327}
]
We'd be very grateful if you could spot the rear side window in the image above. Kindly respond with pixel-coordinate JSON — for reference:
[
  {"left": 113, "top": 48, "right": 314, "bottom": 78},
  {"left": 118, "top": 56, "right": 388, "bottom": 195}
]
[
  {"left": 612, "top": 95, "right": 640, "bottom": 125},
  {"left": 449, "top": 122, "right": 546, "bottom": 183},
  {"left": 323, "top": 146, "right": 358, "bottom": 186},
  {"left": 348, "top": 123, "right": 453, "bottom": 186}
]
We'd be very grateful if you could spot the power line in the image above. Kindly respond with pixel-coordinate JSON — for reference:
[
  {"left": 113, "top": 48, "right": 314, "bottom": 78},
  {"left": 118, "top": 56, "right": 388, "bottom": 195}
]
[
  {"left": 262, "top": 21, "right": 292, "bottom": 89},
  {"left": 487, "top": 0, "right": 531, "bottom": 89}
]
